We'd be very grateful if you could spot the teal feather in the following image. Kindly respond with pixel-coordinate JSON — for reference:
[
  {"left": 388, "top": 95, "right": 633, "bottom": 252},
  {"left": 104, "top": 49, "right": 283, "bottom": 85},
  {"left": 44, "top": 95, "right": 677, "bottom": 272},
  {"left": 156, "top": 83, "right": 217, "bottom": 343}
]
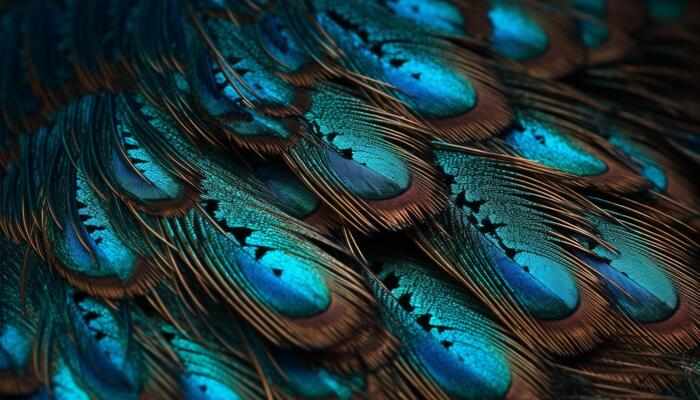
[
  {"left": 269, "top": 348, "right": 364, "bottom": 399},
  {"left": 426, "top": 145, "right": 613, "bottom": 355},
  {"left": 111, "top": 102, "right": 185, "bottom": 204},
  {"left": 479, "top": 0, "right": 587, "bottom": 78},
  {"left": 195, "top": 167, "right": 332, "bottom": 318},
  {"left": 187, "top": 48, "right": 298, "bottom": 143},
  {"left": 433, "top": 148, "right": 583, "bottom": 320},
  {"left": 573, "top": 0, "right": 610, "bottom": 49},
  {"left": 577, "top": 199, "right": 700, "bottom": 353},
  {"left": 305, "top": 85, "right": 411, "bottom": 200},
  {"left": 503, "top": 113, "right": 607, "bottom": 177},
  {"left": 369, "top": 257, "right": 542, "bottom": 399},
  {"left": 47, "top": 165, "right": 146, "bottom": 294},
  {"left": 201, "top": 18, "right": 300, "bottom": 111},
  {"left": 488, "top": 3, "right": 549, "bottom": 62},
  {"left": 0, "top": 238, "right": 39, "bottom": 395},
  {"left": 608, "top": 134, "right": 668, "bottom": 192},
  {"left": 253, "top": 162, "right": 321, "bottom": 220},
  {"left": 498, "top": 110, "right": 647, "bottom": 192},
  {"left": 307, "top": 0, "right": 511, "bottom": 142},
  {"left": 312, "top": 0, "right": 476, "bottom": 118},
  {"left": 287, "top": 83, "right": 444, "bottom": 231},
  {"left": 380, "top": 0, "right": 466, "bottom": 35},
  {"left": 57, "top": 291, "right": 143, "bottom": 400},
  {"left": 58, "top": 94, "right": 189, "bottom": 212},
  {"left": 156, "top": 323, "right": 262, "bottom": 400},
  {"left": 583, "top": 215, "right": 678, "bottom": 323}
]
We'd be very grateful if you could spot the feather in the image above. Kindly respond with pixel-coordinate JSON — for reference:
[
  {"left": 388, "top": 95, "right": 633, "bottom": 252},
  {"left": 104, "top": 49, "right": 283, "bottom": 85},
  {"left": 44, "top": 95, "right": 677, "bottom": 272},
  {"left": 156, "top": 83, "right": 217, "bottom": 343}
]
[
  {"left": 252, "top": 160, "right": 338, "bottom": 232},
  {"left": 496, "top": 109, "right": 649, "bottom": 192},
  {"left": 419, "top": 144, "right": 614, "bottom": 355},
  {"left": 143, "top": 320, "right": 265, "bottom": 399},
  {"left": 54, "top": 291, "right": 144, "bottom": 399},
  {"left": 571, "top": 0, "right": 640, "bottom": 65},
  {"left": 0, "top": 238, "right": 40, "bottom": 395},
  {"left": 266, "top": 347, "right": 366, "bottom": 399},
  {"left": 368, "top": 257, "right": 547, "bottom": 399},
  {"left": 285, "top": 83, "right": 445, "bottom": 231},
  {"left": 118, "top": 95, "right": 396, "bottom": 368},
  {"left": 581, "top": 199, "right": 700, "bottom": 352},
  {"left": 483, "top": 1, "right": 586, "bottom": 78},
  {"left": 43, "top": 151, "right": 157, "bottom": 298},
  {"left": 308, "top": 0, "right": 512, "bottom": 142}
]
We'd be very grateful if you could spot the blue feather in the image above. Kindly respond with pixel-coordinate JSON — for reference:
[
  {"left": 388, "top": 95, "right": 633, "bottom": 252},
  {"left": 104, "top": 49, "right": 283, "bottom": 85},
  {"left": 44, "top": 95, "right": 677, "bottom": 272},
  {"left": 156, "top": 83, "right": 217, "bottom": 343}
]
[
  {"left": 503, "top": 114, "right": 608, "bottom": 177},
  {"left": 488, "top": 4, "right": 549, "bottom": 61},
  {"left": 370, "top": 258, "right": 535, "bottom": 399},
  {"left": 584, "top": 215, "right": 678, "bottom": 323}
]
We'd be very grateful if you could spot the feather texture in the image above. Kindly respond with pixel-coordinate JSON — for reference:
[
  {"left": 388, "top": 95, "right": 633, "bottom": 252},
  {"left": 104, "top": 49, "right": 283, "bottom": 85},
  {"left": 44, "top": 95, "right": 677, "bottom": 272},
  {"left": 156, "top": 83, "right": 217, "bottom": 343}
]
[{"left": 0, "top": 0, "right": 699, "bottom": 399}]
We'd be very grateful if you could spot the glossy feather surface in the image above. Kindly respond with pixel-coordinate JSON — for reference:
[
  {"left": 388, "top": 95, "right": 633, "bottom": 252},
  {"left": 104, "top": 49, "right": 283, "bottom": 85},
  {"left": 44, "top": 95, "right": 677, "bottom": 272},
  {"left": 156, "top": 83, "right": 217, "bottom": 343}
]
[{"left": 0, "top": 0, "right": 699, "bottom": 399}]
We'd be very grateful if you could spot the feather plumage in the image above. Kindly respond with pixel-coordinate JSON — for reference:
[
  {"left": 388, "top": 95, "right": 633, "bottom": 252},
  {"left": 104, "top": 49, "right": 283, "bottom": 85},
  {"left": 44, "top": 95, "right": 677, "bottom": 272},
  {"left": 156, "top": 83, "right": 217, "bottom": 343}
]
[{"left": 0, "top": 0, "right": 699, "bottom": 399}]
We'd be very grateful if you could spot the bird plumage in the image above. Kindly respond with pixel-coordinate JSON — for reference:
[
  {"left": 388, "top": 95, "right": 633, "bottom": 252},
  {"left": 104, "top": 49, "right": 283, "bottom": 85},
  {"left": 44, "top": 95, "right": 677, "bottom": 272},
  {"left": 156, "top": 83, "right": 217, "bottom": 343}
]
[{"left": 0, "top": 0, "right": 699, "bottom": 398}]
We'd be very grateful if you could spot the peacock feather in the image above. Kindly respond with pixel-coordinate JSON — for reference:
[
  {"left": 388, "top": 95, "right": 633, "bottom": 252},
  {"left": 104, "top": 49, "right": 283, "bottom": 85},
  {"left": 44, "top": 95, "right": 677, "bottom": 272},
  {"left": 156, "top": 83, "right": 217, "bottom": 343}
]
[{"left": 1, "top": 0, "right": 699, "bottom": 398}]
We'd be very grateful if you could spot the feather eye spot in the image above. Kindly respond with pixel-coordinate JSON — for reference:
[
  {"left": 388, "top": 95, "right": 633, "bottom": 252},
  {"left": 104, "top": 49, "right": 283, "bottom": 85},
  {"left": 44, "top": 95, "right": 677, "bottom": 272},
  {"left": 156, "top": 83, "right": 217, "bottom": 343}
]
[
  {"left": 454, "top": 191, "right": 486, "bottom": 214},
  {"left": 123, "top": 142, "right": 138, "bottom": 152},
  {"left": 228, "top": 227, "right": 254, "bottom": 245},
  {"left": 470, "top": 214, "right": 521, "bottom": 260},
  {"left": 370, "top": 43, "right": 384, "bottom": 57},
  {"left": 389, "top": 58, "right": 408, "bottom": 68},
  {"left": 83, "top": 311, "right": 100, "bottom": 323},
  {"left": 340, "top": 148, "right": 354, "bottom": 160},
  {"left": 162, "top": 331, "right": 176, "bottom": 343},
  {"left": 478, "top": 218, "right": 506, "bottom": 236},
  {"left": 254, "top": 246, "right": 271, "bottom": 261},
  {"left": 326, "top": 11, "right": 369, "bottom": 43},
  {"left": 415, "top": 313, "right": 433, "bottom": 332},
  {"left": 441, "top": 172, "right": 455, "bottom": 186},
  {"left": 382, "top": 272, "right": 400, "bottom": 291},
  {"left": 415, "top": 313, "right": 451, "bottom": 334},
  {"left": 203, "top": 199, "right": 256, "bottom": 245},
  {"left": 72, "top": 291, "right": 89, "bottom": 304},
  {"left": 203, "top": 199, "right": 219, "bottom": 215},
  {"left": 398, "top": 293, "right": 415, "bottom": 312},
  {"left": 272, "top": 268, "right": 283, "bottom": 277},
  {"left": 84, "top": 224, "right": 106, "bottom": 236}
]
